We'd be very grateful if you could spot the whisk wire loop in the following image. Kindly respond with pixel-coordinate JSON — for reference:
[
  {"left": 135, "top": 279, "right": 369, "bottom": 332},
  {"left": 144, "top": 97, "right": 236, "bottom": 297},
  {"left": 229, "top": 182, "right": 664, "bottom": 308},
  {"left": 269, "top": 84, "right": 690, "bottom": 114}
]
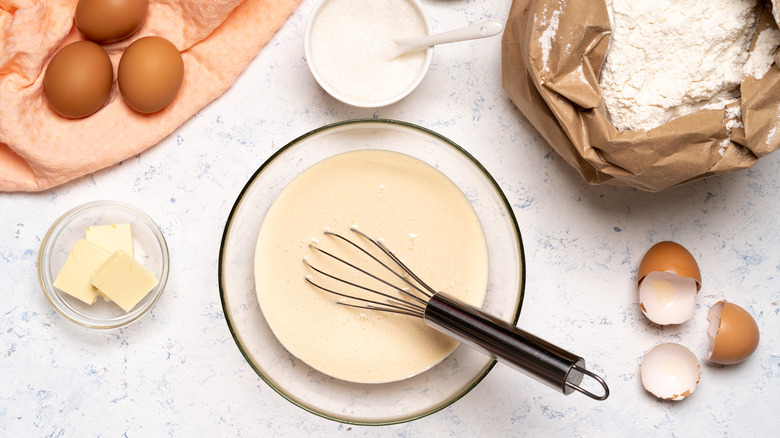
[
  {"left": 303, "top": 257, "right": 425, "bottom": 317},
  {"left": 338, "top": 301, "right": 423, "bottom": 318},
  {"left": 323, "top": 229, "right": 435, "bottom": 301},
  {"left": 347, "top": 228, "right": 437, "bottom": 299},
  {"left": 304, "top": 229, "right": 438, "bottom": 317}
]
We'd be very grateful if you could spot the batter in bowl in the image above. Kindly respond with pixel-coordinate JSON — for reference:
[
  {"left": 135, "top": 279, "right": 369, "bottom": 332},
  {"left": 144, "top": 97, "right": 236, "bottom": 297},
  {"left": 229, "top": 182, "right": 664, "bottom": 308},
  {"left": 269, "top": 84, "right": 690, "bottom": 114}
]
[{"left": 254, "top": 149, "right": 488, "bottom": 383}]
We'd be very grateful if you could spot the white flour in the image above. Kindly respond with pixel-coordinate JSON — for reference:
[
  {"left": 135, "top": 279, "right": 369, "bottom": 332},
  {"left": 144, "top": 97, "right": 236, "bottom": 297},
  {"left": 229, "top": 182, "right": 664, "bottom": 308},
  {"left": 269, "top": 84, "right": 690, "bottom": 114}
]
[
  {"left": 600, "top": 0, "right": 760, "bottom": 132},
  {"left": 539, "top": 7, "right": 562, "bottom": 73},
  {"left": 725, "top": 104, "right": 743, "bottom": 130},
  {"left": 744, "top": 27, "right": 780, "bottom": 80},
  {"left": 773, "top": 1, "right": 780, "bottom": 28}
]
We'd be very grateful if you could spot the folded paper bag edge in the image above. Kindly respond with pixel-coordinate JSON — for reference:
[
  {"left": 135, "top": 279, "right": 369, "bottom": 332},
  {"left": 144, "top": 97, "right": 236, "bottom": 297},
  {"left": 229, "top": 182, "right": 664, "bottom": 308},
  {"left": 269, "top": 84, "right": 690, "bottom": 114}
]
[{"left": 501, "top": 0, "right": 613, "bottom": 187}]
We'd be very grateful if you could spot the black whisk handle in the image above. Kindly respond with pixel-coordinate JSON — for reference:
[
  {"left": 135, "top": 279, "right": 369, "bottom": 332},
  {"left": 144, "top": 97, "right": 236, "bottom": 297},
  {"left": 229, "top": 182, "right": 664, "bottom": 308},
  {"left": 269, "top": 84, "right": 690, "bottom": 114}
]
[{"left": 424, "top": 293, "right": 609, "bottom": 400}]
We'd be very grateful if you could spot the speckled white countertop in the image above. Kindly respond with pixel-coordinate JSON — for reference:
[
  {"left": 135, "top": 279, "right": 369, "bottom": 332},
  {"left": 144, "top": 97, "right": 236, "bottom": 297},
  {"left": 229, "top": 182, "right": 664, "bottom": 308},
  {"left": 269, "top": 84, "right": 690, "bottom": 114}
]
[{"left": 2, "top": 0, "right": 779, "bottom": 436}]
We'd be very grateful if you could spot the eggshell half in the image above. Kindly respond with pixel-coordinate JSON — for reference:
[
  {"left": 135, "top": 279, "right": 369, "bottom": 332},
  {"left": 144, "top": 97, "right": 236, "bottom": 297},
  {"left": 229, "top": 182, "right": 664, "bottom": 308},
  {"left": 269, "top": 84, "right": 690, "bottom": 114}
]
[
  {"left": 640, "top": 343, "right": 700, "bottom": 401},
  {"left": 638, "top": 271, "right": 698, "bottom": 325},
  {"left": 637, "top": 241, "right": 701, "bottom": 289},
  {"left": 707, "top": 300, "right": 760, "bottom": 364}
]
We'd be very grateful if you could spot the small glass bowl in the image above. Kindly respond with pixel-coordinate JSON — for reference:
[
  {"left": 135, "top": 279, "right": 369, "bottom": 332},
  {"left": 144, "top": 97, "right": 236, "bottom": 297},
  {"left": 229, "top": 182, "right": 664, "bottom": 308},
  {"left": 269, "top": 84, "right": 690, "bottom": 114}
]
[
  {"left": 304, "top": 0, "right": 434, "bottom": 108},
  {"left": 38, "top": 201, "right": 169, "bottom": 329}
]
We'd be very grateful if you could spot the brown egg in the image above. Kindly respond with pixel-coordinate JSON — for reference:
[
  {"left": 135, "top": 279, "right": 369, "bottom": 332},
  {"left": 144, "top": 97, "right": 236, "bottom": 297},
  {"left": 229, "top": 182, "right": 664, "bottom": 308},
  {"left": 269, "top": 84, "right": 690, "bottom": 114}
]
[
  {"left": 118, "top": 36, "right": 184, "bottom": 114},
  {"left": 707, "top": 300, "right": 760, "bottom": 364},
  {"left": 637, "top": 241, "right": 701, "bottom": 288},
  {"left": 75, "top": 0, "right": 149, "bottom": 44},
  {"left": 43, "top": 40, "right": 113, "bottom": 119}
]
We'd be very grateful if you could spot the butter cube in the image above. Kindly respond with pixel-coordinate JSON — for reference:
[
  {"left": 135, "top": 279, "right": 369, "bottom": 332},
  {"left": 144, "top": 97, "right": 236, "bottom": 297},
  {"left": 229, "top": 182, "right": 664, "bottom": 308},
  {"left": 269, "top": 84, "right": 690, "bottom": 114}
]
[
  {"left": 53, "top": 239, "right": 112, "bottom": 305},
  {"left": 91, "top": 250, "right": 158, "bottom": 312},
  {"left": 86, "top": 223, "right": 134, "bottom": 256}
]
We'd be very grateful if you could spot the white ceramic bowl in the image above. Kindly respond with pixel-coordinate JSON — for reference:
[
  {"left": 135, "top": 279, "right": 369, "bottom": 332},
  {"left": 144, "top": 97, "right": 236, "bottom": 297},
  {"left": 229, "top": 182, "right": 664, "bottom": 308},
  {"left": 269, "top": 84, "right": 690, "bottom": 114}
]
[
  {"left": 304, "top": 0, "right": 434, "bottom": 107},
  {"left": 38, "top": 201, "right": 169, "bottom": 330},
  {"left": 219, "top": 119, "right": 525, "bottom": 424}
]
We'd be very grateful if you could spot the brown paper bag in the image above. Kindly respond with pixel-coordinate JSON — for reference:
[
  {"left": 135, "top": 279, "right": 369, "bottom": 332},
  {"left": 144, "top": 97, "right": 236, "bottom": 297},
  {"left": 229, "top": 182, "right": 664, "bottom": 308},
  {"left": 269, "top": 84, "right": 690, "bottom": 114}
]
[{"left": 502, "top": 0, "right": 780, "bottom": 192}]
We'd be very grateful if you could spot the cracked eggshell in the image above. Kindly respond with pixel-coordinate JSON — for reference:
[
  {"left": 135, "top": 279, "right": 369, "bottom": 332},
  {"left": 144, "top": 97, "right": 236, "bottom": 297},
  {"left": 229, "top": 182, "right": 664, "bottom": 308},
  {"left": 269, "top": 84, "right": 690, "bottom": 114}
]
[
  {"left": 640, "top": 343, "right": 700, "bottom": 401},
  {"left": 638, "top": 271, "right": 698, "bottom": 325},
  {"left": 707, "top": 300, "right": 760, "bottom": 364},
  {"left": 637, "top": 241, "right": 701, "bottom": 325},
  {"left": 637, "top": 241, "right": 702, "bottom": 288}
]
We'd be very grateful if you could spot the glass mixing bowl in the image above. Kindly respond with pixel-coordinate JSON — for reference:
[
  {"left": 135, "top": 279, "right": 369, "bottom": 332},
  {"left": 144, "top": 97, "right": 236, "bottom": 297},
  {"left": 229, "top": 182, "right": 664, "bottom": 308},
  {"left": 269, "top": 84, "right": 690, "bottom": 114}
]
[{"left": 219, "top": 119, "right": 524, "bottom": 424}]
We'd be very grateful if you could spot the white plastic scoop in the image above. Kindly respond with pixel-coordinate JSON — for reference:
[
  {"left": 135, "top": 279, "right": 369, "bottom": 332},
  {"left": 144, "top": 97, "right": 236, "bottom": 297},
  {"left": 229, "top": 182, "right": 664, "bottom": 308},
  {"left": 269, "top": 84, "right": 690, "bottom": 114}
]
[{"left": 391, "top": 21, "right": 504, "bottom": 59}]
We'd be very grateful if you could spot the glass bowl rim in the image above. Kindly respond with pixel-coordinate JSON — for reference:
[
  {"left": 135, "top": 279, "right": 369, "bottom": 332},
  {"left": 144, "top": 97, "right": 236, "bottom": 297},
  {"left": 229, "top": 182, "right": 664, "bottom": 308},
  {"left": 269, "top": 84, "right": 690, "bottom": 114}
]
[
  {"left": 218, "top": 118, "right": 526, "bottom": 425},
  {"left": 38, "top": 200, "right": 170, "bottom": 330}
]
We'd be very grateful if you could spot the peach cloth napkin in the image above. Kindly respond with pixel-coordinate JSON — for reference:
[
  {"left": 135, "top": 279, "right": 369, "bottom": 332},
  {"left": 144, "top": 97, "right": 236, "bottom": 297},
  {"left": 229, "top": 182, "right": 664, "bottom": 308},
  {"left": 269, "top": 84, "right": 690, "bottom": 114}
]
[{"left": 0, "top": 0, "right": 300, "bottom": 192}]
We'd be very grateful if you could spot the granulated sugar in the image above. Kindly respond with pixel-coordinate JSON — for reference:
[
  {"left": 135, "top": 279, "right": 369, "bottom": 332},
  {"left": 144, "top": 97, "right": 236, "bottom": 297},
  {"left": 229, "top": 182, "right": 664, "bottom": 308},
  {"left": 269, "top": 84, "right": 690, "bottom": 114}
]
[{"left": 309, "top": 0, "right": 427, "bottom": 104}]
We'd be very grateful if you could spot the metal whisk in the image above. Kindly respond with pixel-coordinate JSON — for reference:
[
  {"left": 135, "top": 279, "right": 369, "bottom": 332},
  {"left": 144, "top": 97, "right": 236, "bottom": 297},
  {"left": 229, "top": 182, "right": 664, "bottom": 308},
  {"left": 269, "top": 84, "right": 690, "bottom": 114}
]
[{"left": 304, "top": 228, "right": 609, "bottom": 401}]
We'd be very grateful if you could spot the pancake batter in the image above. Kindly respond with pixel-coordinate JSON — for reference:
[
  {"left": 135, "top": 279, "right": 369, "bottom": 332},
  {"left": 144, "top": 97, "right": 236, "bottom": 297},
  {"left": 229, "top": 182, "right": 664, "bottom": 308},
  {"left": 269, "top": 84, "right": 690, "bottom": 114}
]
[{"left": 254, "top": 149, "right": 488, "bottom": 383}]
